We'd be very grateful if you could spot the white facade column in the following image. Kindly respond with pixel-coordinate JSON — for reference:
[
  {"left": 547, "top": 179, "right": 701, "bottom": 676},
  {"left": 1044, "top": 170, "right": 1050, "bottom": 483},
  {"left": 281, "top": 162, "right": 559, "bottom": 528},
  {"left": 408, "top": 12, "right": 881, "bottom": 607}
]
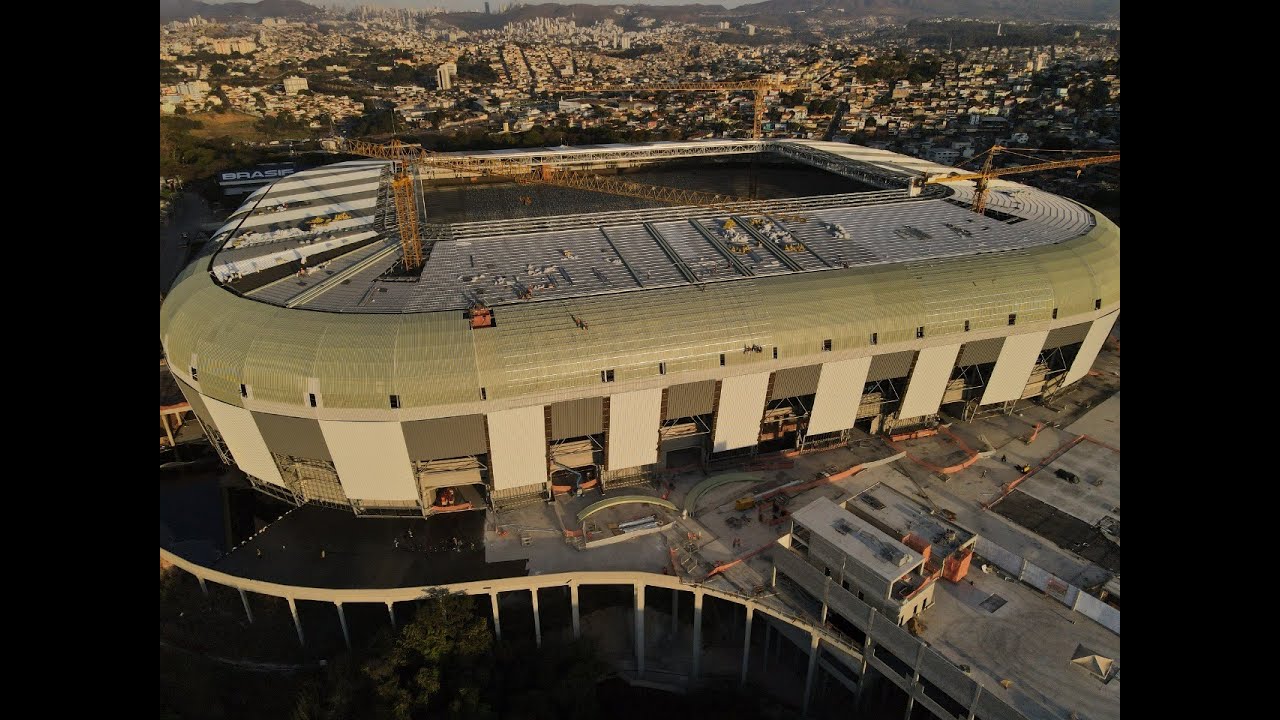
[
  {"left": 802, "top": 630, "right": 822, "bottom": 717},
  {"left": 691, "top": 589, "right": 704, "bottom": 680},
  {"left": 570, "top": 582, "right": 581, "bottom": 639},
  {"left": 531, "top": 588, "right": 542, "bottom": 648},
  {"left": 239, "top": 588, "right": 254, "bottom": 624},
  {"left": 386, "top": 602, "right": 396, "bottom": 630},
  {"left": 490, "top": 591, "right": 502, "bottom": 642},
  {"left": 336, "top": 602, "right": 351, "bottom": 649},
  {"left": 287, "top": 597, "right": 305, "bottom": 647},
  {"left": 634, "top": 583, "right": 646, "bottom": 675},
  {"left": 740, "top": 605, "right": 754, "bottom": 686}
]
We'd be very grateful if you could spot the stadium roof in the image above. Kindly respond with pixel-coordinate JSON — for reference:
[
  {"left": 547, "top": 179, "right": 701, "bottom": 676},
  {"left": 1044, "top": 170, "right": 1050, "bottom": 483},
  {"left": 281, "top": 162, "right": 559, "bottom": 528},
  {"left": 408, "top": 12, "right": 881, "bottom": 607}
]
[{"left": 161, "top": 140, "right": 1118, "bottom": 417}]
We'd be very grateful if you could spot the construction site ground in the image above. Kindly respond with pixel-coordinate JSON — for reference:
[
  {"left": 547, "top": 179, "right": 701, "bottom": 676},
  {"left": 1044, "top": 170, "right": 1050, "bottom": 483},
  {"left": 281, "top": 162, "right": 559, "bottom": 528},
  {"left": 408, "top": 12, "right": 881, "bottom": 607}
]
[{"left": 919, "top": 564, "right": 1120, "bottom": 720}]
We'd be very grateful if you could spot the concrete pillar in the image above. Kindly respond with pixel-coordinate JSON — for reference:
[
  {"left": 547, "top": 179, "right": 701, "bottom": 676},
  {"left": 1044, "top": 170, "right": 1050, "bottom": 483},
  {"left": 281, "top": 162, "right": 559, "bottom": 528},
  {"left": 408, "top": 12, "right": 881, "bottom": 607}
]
[
  {"left": 904, "top": 645, "right": 926, "bottom": 720},
  {"left": 966, "top": 683, "right": 983, "bottom": 720},
  {"left": 386, "top": 602, "right": 396, "bottom": 631},
  {"left": 490, "top": 591, "right": 502, "bottom": 642},
  {"left": 531, "top": 588, "right": 542, "bottom": 648},
  {"left": 855, "top": 633, "right": 874, "bottom": 707},
  {"left": 802, "top": 630, "right": 821, "bottom": 717},
  {"left": 287, "top": 597, "right": 305, "bottom": 648},
  {"left": 336, "top": 602, "right": 351, "bottom": 650},
  {"left": 671, "top": 588, "right": 679, "bottom": 637},
  {"left": 820, "top": 602, "right": 828, "bottom": 625},
  {"left": 691, "top": 589, "right": 704, "bottom": 680},
  {"left": 570, "top": 582, "right": 581, "bottom": 640},
  {"left": 163, "top": 415, "right": 175, "bottom": 447},
  {"left": 238, "top": 588, "right": 254, "bottom": 624},
  {"left": 740, "top": 605, "right": 754, "bottom": 687},
  {"left": 634, "top": 584, "right": 645, "bottom": 675},
  {"left": 197, "top": 577, "right": 208, "bottom": 597}
]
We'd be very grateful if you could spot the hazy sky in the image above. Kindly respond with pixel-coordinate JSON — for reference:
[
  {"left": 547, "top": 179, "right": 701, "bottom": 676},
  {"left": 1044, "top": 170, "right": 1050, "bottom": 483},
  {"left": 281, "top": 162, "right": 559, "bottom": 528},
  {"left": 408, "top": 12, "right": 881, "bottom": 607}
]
[{"left": 201, "top": 1, "right": 754, "bottom": 11}]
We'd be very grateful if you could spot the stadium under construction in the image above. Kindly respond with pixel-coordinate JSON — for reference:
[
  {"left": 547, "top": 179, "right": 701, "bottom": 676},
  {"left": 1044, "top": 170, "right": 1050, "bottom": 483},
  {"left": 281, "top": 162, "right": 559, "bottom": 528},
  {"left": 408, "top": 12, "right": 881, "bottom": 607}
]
[{"left": 160, "top": 139, "right": 1119, "bottom": 519}]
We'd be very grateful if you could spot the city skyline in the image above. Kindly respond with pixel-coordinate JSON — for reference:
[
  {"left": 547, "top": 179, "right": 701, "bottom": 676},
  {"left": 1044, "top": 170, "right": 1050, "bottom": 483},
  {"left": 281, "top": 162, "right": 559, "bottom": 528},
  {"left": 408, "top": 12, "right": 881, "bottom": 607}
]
[{"left": 197, "top": 0, "right": 758, "bottom": 11}]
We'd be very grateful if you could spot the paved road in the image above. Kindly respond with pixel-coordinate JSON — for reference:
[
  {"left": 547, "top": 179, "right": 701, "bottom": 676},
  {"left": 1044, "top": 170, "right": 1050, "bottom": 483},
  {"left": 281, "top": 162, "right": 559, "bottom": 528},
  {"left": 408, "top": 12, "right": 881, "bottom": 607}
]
[{"left": 160, "top": 192, "right": 218, "bottom": 294}]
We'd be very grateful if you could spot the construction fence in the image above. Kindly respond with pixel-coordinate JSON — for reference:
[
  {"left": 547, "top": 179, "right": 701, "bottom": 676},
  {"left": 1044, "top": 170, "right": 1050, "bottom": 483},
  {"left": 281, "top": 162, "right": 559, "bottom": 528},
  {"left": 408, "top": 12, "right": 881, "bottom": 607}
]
[{"left": 974, "top": 537, "right": 1120, "bottom": 635}]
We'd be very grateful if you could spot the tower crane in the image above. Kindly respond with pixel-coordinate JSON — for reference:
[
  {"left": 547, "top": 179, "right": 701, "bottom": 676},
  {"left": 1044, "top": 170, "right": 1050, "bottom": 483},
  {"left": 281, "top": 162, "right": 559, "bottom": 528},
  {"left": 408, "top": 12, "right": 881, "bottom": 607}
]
[
  {"left": 335, "top": 136, "right": 807, "bottom": 272},
  {"left": 566, "top": 77, "right": 794, "bottom": 139},
  {"left": 921, "top": 146, "right": 1120, "bottom": 215}
]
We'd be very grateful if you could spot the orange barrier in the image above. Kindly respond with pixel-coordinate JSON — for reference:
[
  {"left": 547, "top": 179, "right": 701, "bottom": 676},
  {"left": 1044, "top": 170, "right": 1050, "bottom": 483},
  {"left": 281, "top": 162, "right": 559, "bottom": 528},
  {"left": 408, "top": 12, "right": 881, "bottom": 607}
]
[
  {"left": 937, "top": 425, "right": 979, "bottom": 455},
  {"left": 1025, "top": 422, "right": 1044, "bottom": 444},
  {"left": 551, "top": 479, "right": 599, "bottom": 495},
  {"left": 705, "top": 538, "right": 777, "bottom": 580},
  {"left": 983, "top": 434, "right": 1086, "bottom": 509},
  {"left": 160, "top": 401, "right": 192, "bottom": 414},
  {"left": 1082, "top": 435, "right": 1120, "bottom": 454},
  {"left": 429, "top": 502, "right": 473, "bottom": 514},
  {"left": 760, "top": 463, "right": 867, "bottom": 502},
  {"left": 886, "top": 440, "right": 980, "bottom": 475},
  {"left": 891, "top": 428, "right": 938, "bottom": 442}
]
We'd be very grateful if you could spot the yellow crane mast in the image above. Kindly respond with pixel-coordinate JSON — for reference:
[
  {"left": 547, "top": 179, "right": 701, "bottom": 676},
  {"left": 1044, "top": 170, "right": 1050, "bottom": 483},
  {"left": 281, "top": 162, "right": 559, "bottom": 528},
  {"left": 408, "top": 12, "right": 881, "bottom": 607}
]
[
  {"left": 923, "top": 146, "right": 1120, "bottom": 215},
  {"left": 568, "top": 77, "right": 794, "bottom": 139},
  {"left": 336, "top": 137, "right": 807, "bottom": 270}
]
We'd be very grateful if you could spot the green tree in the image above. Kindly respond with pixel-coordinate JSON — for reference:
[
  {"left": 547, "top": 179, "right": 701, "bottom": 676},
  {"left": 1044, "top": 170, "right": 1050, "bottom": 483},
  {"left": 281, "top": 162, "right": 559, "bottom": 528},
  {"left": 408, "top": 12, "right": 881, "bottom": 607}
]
[
  {"left": 363, "top": 592, "right": 494, "bottom": 720},
  {"left": 210, "top": 62, "right": 229, "bottom": 77}
]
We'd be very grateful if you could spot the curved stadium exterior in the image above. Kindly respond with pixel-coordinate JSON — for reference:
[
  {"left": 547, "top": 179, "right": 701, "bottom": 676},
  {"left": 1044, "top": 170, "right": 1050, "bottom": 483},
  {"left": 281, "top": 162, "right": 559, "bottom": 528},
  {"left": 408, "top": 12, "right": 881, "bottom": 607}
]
[{"left": 160, "top": 139, "right": 1119, "bottom": 518}]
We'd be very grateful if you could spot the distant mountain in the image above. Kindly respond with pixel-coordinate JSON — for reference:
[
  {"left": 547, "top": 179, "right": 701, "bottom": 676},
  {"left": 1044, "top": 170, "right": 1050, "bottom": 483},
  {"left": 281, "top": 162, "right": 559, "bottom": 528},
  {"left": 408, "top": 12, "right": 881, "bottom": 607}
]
[
  {"left": 160, "top": 0, "right": 322, "bottom": 22},
  {"left": 732, "top": 0, "right": 1119, "bottom": 23},
  {"left": 444, "top": 4, "right": 728, "bottom": 31}
]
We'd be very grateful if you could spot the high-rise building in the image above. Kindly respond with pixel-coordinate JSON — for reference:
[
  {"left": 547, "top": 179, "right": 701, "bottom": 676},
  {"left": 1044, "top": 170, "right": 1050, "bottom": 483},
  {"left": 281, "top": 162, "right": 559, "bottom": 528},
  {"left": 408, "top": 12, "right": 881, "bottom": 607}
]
[
  {"left": 485, "top": 2, "right": 490, "bottom": 14},
  {"left": 437, "top": 62, "right": 457, "bottom": 91},
  {"left": 283, "top": 76, "right": 308, "bottom": 96}
]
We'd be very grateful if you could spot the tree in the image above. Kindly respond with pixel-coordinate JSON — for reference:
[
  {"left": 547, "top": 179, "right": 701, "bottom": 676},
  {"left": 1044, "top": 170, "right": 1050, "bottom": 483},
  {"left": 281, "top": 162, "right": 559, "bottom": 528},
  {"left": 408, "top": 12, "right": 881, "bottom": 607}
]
[
  {"left": 210, "top": 62, "right": 229, "bottom": 77},
  {"left": 363, "top": 592, "right": 494, "bottom": 720}
]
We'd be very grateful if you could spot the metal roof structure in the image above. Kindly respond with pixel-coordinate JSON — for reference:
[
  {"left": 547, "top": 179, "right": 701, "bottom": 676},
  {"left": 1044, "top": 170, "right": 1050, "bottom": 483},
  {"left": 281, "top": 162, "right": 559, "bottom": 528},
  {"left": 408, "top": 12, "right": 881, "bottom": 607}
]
[{"left": 160, "top": 140, "right": 1119, "bottom": 418}]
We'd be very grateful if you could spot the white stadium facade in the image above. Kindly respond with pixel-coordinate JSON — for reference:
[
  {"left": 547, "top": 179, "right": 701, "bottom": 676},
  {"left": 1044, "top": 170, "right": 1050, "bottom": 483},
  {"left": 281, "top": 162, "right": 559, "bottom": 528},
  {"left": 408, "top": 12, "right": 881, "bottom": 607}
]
[{"left": 160, "top": 139, "right": 1119, "bottom": 518}]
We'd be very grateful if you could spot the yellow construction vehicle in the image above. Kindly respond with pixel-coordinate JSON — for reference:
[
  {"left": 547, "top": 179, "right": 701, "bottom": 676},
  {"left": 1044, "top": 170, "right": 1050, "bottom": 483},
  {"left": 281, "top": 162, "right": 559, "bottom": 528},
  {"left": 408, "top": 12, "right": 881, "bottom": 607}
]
[
  {"left": 332, "top": 211, "right": 352, "bottom": 221},
  {"left": 307, "top": 215, "right": 332, "bottom": 228}
]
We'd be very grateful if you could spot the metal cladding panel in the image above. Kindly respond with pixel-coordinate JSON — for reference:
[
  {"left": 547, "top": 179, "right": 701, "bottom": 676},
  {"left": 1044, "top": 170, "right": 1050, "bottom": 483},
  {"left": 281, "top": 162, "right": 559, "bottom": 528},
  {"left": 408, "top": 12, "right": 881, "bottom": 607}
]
[
  {"left": 665, "top": 381, "right": 717, "bottom": 419},
  {"left": 320, "top": 421, "right": 418, "bottom": 502},
  {"left": 252, "top": 412, "right": 332, "bottom": 461},
  {"left": 866, "top": 350, "right": 916, "bottom": 382},
  {"left": 898, "top": 344, "right": 962, "bottom": 419},
  {"left": 402, "top": 415, "right": 489, "bottom": 460},
  {"left": 769, "top": 364, "right": 822, "bottom": 400},
  {"left": 419, "top": 469, "right": 483, "bottom": 489},
  {"left": 486, "top": 406, "right": 549, "bottom": 491},
  {"left": 550, "top": 397, "right": 604, "bottom": 440},
  {"left": 1044, "top": 321, "right": 1091, "bottom": 349},
  {"left": 956, "top": 337, "right": 1005, "bottom": 367},
  {"left": 174, "top": 378, "right": 217, "bottom": 432},
  {"left": 1064, "top": 312, "right": 1119, "bottom": 385},
  {"left": 469, "top": 281, "right": 774, "bottom": 401},
  {"left": 981, "top": 331, "right": 1050, "bottom": 405},
  {"left": 607, "top": 389, "right": 663, "bottom": 471},
  {"left": 806, "top": 357, "right": 873, "bottom": 436},
  {"left": 712, "top": 372, "right": 771, "bottom": 452},
  {"left": 204, "top": 397, "right": 285, "bottom": 486}
]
